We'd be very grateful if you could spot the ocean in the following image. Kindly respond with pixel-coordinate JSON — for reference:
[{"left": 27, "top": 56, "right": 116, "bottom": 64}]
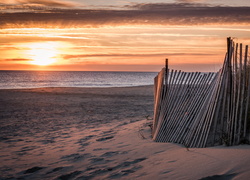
[{"left": 0, "top": 71, "right": 157, "bottom": 89}]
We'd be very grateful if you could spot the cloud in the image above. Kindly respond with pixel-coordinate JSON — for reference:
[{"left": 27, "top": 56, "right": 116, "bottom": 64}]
[
  {"left": 129, "top": 2, "right": 207, "bottom": 10},
  {"left": 63, "top": 52, "right": 218, "bottom": 60},
  {"left": 1, "top": 3, "right": 250, "bottom": 28},
  {"left": 0, "top": 46, "right": 21, "bottom": 50},
  {"left": 0, "top": 0, "right": 80, "bottom": 12},
  {"left": 175, "top": 0, "right": 203, "bottom": 3},
  {"left": 2, "top": 0, "right": 77, "bottom": 7},
  {"left": 17, "top": 0, "right": 77, "bottom": 7},
  {"left": 2, "top": 58, "right": 31, "bottom": 61}
]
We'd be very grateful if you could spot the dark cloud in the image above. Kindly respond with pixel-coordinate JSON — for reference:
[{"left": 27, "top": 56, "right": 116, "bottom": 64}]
[
  {"left": 128, "top": 2, "right": 208, "bottom": 10},
  {"left": 175, "top": 0, "right": 203, "bottom": 3},
  {"left": 2, "top": 58, "right": 31, "bottom": 61},
  {"left": 1, "top": 3, "right": 250, "bottom": 28}
]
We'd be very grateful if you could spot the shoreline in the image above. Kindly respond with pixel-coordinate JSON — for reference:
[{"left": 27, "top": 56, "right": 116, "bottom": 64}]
[{"left": 0, "top": 85, "right": 154, "bottom": 91}]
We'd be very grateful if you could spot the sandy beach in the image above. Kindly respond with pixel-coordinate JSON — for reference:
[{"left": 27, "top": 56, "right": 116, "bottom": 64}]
[{"left": 0, "top": 86, "right": 250, "bottom": 180}]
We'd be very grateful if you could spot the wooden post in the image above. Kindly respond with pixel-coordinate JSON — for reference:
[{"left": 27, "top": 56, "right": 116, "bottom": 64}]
[
  {"left": 231, "top": 43, "right": 238, "bottom": 145},
  {"left": 165, "top": 59, "right": 169, "bottom": 71},
  {"left": 237, "top": 43, "right": 243, "bottom": 144},
  {"left": 243, "top": 45, "right": 249, "bottom": 137},
  {"left": 245, "top": 69, "right": 250, "bottom": 139},
  {"left": 165, "top": 58, "right": 169, "bottom": 90},
  {"left": 225, "top": 37, "right": 233, "bottom": 144}
]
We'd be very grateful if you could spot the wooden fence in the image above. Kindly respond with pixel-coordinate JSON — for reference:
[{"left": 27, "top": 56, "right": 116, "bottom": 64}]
[{"left": 152, "top": 38, "right": 250, "bottom": 147}]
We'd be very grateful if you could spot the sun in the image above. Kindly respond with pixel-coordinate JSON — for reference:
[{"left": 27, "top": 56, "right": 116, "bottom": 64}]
[{"left": 28, "top": 42, "right": 58, "bottom": 66}]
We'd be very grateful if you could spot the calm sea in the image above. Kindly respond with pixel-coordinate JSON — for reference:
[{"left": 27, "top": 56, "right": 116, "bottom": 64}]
[{"left": 0, "top": 71, "right": 157, "bottom": 89}]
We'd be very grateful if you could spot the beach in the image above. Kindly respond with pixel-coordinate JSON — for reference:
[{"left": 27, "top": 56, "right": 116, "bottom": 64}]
[{"left": 0, "top": 86, "right": 250, "bottom": 180}]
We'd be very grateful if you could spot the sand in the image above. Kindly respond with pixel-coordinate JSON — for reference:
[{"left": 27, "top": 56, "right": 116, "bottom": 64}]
[{"left": 0, "top": 86, "right": 249, "bottom": 180}]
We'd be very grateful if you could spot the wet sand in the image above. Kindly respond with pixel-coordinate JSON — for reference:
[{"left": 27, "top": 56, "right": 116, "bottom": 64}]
[{"left": 0, "top": 86, "right": 250, "bottom": 180}]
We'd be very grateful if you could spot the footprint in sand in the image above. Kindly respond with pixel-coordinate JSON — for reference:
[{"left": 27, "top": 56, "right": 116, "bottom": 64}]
[
  {"left": 24, "top": 166, "right": 44, "bottom": 174},
  {"left": 96, "top": 136, "right": 114, "bottom": 142},
  {"left": 100, "top": 151, "right": 120, "bottom": 157},
  {"left": 199, "top": 173, "right": 238, "bottom": 180},
  {"left": 56, "top": 170, "right": 82, "bottom": 180},
  {"left": 60, "top": 153, "right": 91, "bottom": 162}
]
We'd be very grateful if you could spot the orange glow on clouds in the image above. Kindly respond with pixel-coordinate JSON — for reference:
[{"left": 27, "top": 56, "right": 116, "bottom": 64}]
[{"left": 0, "top": 26, "right": 249, "bottom": 72}]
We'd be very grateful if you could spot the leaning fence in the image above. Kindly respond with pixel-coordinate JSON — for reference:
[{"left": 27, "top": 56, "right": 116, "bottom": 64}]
[{"left": 152, "top": 37, "right": 250, "bottom": 147}]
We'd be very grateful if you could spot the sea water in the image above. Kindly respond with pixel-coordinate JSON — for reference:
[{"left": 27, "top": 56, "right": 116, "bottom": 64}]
[{"left": 0, "top": 71, "right": 157, "bottom": 89}]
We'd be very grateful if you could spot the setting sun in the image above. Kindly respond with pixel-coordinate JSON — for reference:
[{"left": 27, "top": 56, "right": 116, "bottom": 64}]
[{"left": 28, "top": 42, "right": 58, "bottom": 66}]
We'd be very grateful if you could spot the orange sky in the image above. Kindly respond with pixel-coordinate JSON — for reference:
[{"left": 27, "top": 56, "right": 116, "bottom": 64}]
[{"left": 1, "top": 1, "right": 250, "bottom": 72}]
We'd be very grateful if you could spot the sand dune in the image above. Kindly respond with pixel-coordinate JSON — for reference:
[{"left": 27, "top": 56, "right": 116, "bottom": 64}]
[{"left": 0, "top": 86, "right": 249, "bottom": 179}]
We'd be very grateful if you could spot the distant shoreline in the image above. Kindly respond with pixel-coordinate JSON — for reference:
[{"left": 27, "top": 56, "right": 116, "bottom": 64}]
[
  {"left": 0, "top": 70, "right": 158, "bottom": 73},
  {"left": 0, "top": 85, "right": 154, "bottom": 91}
]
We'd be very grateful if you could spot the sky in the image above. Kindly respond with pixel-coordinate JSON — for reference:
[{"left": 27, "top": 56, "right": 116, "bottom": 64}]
[{"left": 0, "top": 0, "right": 250, "bottom": 72}]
